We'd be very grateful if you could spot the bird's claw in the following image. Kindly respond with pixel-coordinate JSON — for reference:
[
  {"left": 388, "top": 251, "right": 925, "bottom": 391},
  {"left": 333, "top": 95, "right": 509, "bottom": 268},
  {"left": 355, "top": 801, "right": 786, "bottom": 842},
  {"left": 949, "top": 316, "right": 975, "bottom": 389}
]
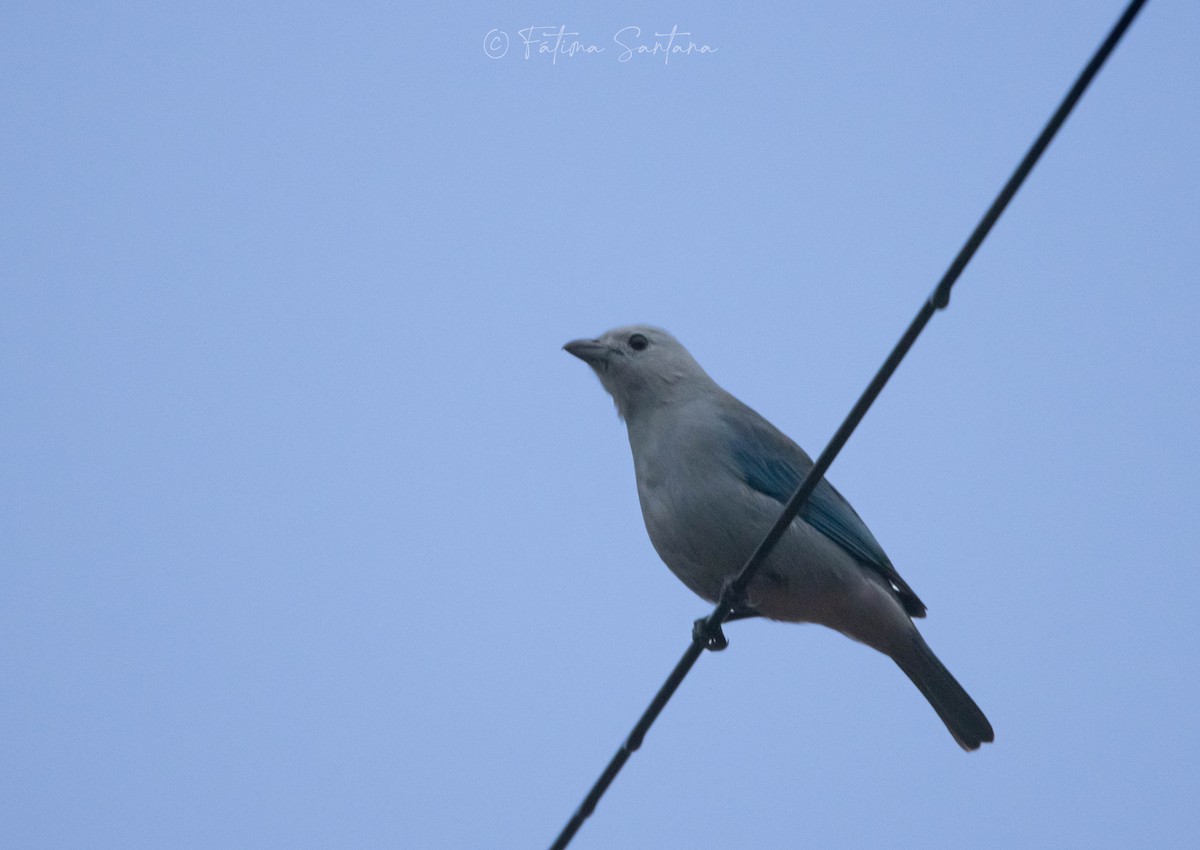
[{"left": 693, "top": 617, "right": 729, "bottom": 651}]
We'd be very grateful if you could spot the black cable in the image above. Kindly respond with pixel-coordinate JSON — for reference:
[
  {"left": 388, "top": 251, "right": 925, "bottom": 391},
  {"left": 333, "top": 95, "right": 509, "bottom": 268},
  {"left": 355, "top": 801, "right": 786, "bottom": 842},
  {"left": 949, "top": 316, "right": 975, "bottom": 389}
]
[{"left": 549, "top": 2, "right": 1148, "bottom": 847}]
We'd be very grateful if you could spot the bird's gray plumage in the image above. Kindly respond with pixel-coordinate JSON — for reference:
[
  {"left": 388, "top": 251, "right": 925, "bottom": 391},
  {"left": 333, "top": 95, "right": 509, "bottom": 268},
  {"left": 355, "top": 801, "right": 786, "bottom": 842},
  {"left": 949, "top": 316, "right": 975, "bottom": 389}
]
[{"left": 565, "top": 324, "right": 993, "bottom": 750}]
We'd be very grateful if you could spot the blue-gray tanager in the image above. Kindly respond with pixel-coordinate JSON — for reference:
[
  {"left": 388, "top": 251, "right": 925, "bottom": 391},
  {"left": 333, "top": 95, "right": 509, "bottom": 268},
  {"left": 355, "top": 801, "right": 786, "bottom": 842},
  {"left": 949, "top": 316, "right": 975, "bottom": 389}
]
[{"left": 565, "top": 325, "right": 994, "bottom": 750}]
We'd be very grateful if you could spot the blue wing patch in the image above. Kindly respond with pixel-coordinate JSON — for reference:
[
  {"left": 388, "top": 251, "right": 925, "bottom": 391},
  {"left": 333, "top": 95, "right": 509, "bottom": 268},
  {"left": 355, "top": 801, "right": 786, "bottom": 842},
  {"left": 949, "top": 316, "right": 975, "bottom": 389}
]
[
  {"left": 733, "top": 444, "right": 891, "bottom": 570},
  {"left": 722, "top": 404, "right": 926, "bottom": 617}
]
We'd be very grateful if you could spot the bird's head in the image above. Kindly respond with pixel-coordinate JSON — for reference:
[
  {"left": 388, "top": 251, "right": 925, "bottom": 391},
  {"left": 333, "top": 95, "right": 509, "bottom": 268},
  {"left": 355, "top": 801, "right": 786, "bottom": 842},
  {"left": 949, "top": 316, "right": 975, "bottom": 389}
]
[{"left": 563, "top": 325, "right": 713, "bottom": 420}]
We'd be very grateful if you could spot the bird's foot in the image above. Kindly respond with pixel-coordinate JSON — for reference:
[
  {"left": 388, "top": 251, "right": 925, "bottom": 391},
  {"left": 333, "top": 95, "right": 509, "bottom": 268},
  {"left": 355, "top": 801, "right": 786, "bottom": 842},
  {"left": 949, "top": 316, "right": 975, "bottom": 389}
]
[
  {"left": 693, "top": 617, "right": 729, "bottom": 651},
  {"left": 725, "top": 607, "right": 762, "bottom": 623}
]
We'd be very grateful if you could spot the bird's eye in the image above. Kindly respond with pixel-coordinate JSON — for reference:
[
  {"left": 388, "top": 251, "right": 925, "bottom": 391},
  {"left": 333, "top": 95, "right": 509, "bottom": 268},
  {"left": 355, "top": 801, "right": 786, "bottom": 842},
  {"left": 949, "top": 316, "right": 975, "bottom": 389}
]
[{"left": 629, "top": 333, "right": 649, "bottom": 351}]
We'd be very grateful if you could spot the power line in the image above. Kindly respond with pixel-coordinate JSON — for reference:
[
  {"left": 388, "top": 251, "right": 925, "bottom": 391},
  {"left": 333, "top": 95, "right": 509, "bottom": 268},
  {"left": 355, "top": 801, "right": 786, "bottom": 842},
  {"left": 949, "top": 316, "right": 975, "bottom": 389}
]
[{"left": 548, "top": 2, "right": 1149, "bottom": 847}]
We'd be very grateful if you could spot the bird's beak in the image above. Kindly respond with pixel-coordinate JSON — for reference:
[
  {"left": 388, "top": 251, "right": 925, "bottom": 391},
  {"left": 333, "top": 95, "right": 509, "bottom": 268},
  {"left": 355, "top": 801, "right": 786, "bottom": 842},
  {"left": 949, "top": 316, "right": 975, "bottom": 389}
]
[{"left": 563, "top": 338, "right": 609, "bottom": 365}]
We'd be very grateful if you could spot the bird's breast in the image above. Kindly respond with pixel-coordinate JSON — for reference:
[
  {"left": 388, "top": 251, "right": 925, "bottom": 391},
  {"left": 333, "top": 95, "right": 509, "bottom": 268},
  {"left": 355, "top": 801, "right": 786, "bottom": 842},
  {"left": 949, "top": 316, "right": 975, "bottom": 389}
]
[{"left": 630, "top": 431, "right": 767, "bottom": 600}]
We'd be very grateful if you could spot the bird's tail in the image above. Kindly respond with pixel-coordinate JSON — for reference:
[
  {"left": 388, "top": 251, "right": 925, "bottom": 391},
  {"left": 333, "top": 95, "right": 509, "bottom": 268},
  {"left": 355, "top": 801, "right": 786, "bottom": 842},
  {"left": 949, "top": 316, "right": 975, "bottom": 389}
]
[{"left": 893, "top": 634, "right": 994, "bottom": 751}]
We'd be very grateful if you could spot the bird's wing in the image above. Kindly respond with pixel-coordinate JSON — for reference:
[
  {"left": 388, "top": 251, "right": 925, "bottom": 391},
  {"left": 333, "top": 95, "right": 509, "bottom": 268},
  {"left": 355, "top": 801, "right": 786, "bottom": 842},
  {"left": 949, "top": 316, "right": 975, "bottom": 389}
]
[{"left": 720, "top": 401, "right": 926, "bottom": 617}]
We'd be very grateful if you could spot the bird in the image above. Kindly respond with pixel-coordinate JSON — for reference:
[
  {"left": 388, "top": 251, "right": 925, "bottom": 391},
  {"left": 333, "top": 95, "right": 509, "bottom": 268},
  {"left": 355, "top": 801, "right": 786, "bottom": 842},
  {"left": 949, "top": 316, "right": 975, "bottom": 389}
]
[{"left": 564, "top": 324, "right": 994, "bottom": 750}]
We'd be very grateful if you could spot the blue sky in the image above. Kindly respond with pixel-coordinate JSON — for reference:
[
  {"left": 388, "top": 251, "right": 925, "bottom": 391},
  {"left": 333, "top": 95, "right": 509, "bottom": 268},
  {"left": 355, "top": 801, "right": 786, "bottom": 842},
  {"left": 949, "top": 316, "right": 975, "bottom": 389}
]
[{"left": 3, "top": 2, "right": 1198, "bottom": 848}]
